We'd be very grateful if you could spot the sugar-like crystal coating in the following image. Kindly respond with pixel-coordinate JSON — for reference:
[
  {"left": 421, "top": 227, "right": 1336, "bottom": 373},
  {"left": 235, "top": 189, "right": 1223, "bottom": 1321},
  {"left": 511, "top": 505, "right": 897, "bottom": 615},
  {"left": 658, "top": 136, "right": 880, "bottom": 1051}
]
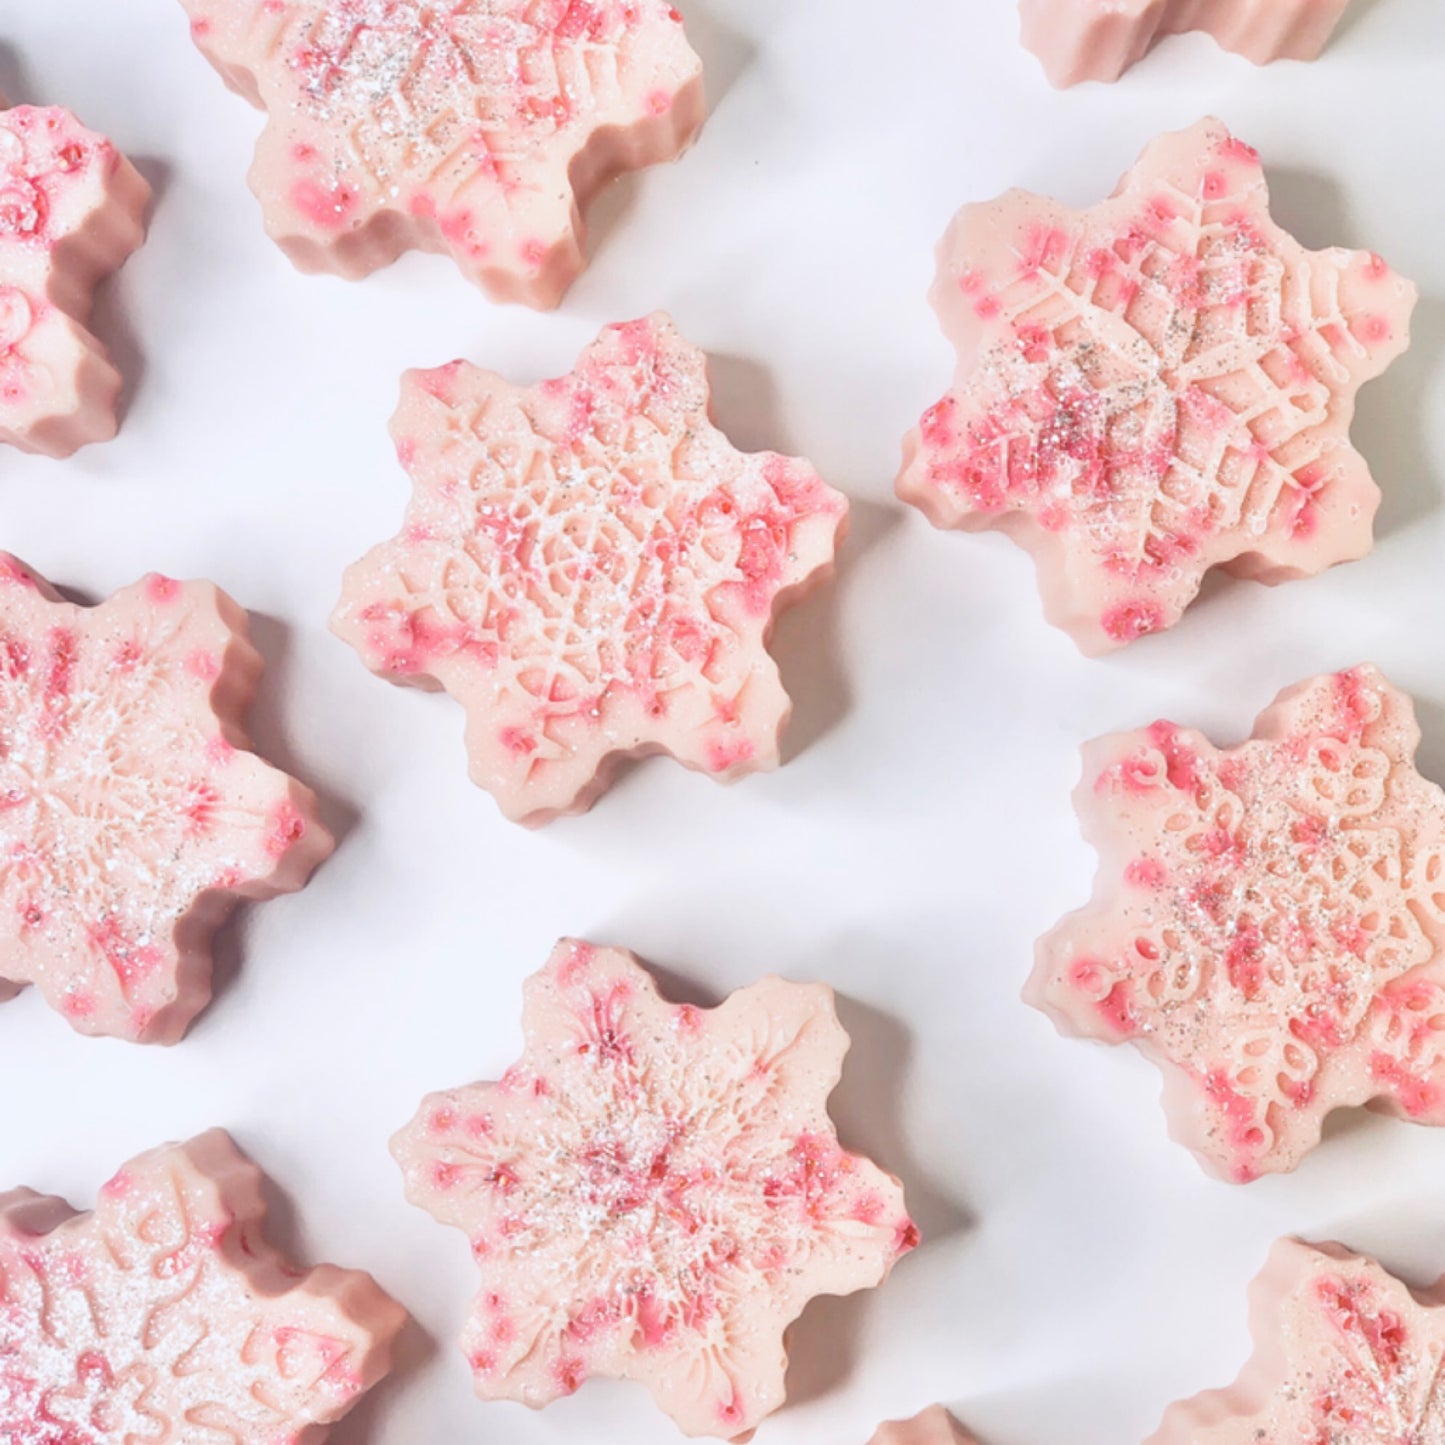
[
  {"left": 0, "top": 95, "right": 149, "bottom": 457},
  {"left": 394, "top": 938, "right": 917, "bottom": 1439},
  {"left": 0, "top": 554, "right": 333, "bottom": 1043},
  {"left": 898, "top": 118, "right": 1416, "bottom": 656},
  {"left": 333, "top": 313, "right": 849, "bottom": 826},
  {"left": 178, "top": 0, "right": 705, "bottom": 307},
  {"left": 0, "top": 1131, "right": 406, "bottom": 1444},
  {"left": 1149, "top": 1239, "right": 1445, "bottom": 1444},
  {"left": 1033, "top": 666, "right": 1445, "bottom": 1181}
]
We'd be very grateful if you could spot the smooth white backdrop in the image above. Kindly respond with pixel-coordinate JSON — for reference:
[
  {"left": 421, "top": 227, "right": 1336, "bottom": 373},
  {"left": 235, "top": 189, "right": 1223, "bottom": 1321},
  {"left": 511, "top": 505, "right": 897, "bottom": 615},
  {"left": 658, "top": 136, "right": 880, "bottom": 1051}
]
[{"left": 2, "top": 1, "right": 1444, "bottom": 1440}]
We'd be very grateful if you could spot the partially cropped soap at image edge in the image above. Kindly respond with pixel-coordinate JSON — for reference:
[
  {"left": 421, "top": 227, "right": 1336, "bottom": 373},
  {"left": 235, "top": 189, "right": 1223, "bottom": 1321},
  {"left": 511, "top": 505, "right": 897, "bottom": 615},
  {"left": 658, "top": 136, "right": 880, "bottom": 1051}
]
[
  {"left": 393, "top": 938, "right": 917, "bottom": 1440},
  {"left": 897, "top": 117, "right": 1416, "bottom": 656},
  {"left": 0, "top": 91, "right": 150, "bottom": 456},
  {"left": 177, "top": 0, "right": 705, "bottom": 308},
  {"left": 1148, "top": 1238, "right": 1445, "bottom": 1442},
  {"left": 1020, "top": 0, "right": 1353, "bottom": 87},
  {"left": 1033, "top": 666, "right": 1445, "bottom": 1182},
  {"left": 871, "top": 1407, "right": 978, "bottom": 1445},
  {"left": 0, "top": 1131, "right": 407, "bottom": 1442},
  {"left": 0, "top": 554, "right": 334, "bottom": 1043},
  {"left": 333, "top": 314, "right": 849, "bottom": 827}
]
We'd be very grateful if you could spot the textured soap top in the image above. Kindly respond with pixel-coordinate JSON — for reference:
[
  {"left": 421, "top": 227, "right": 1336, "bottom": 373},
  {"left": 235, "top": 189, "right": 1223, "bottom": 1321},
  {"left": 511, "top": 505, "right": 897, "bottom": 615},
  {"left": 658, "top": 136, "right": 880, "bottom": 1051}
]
[
  {"left": 179, "top": 0, "right": 705, "bottom": 306},
  {"left": 0, "top": 554, "right": 333, "bottom": 1042},
  {"left": 0, "top": 1131, "right": 406, "bottom": 1443},
  {"left": 0, "top": 96, "right": 148, "bottom": 456},
  {"left": 394, "top": 938, "right": 917, "bottom": 1439},
  {"left": 1020, "top": 0, "right": 1353, "bottom": 86},
  {"left": 1034, "top": 666, "right": 1445, "bottom": 1180},
  {"left": 1150, "top": 1238, "right": 1445, "bottom": 1443},
  {"left": 334, "top": 313, "right": 848, "bottom": 826},
  {"left": 898, "top": 117, "right": 1415, "bottom": 655}
]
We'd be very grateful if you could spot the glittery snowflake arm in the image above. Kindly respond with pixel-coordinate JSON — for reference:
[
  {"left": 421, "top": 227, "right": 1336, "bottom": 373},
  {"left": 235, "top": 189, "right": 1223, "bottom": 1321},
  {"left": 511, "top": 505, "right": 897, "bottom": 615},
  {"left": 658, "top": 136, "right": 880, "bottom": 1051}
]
[
  {"left": 180, "top": 0, "right": 704, "bottom": 307},
  {"left": 0, "top": 100, "right": 149, "bottom": 457},
  {"left": 870, "top": 1407, "right": 978, "bottom": 1445},
  {"left": 393, "top": 939, "right": 915, "bottom": 1439},
  {"left": 0, "top": 1132, "right": 407, "bottom": 1443},
  {"left": 1149, "top": 1238, "right": 1445, "bottom": 1445},
  {"left": 0, "top": 556, "right": 333, "bottom": 1042},
  {"left": 1032, "top": 666, "right": 1445, "bottom": 1180},
  {"left": 899, "top": 118, "right": 1416, "bottom": 656},
  {"left": 334, "top": 315, "right": 847, "bottom": 827}
]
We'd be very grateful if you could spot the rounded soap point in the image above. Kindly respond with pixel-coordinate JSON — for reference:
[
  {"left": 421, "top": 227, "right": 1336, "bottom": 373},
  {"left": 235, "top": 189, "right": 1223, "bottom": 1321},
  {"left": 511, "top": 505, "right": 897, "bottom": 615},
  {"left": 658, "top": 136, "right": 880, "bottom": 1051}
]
[
  {"left": 333, "top": 313, "right": 848, "bottom": 826},
  {"left": 0, "top": 555, "right": 334, "bottom": 1042},
  {"left": 178, "top": 0, "right": 705, "bottom": 306},
  {"left": 897, "top": 117, "right": 1416, "bottom": 656},
  {"left": 392, "top": 938, "right": 917, "bottom": 1439},
  {"left": 1033, "top": 666, "right": 1445, "bottom": 1180}
]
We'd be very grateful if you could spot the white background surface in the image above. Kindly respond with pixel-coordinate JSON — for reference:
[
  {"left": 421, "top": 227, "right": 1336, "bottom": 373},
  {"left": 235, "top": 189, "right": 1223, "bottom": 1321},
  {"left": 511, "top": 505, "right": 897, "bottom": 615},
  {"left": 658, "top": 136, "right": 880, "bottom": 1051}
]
[{"left": 2, "top": 1, "right": 1445, "bottom": 1441}]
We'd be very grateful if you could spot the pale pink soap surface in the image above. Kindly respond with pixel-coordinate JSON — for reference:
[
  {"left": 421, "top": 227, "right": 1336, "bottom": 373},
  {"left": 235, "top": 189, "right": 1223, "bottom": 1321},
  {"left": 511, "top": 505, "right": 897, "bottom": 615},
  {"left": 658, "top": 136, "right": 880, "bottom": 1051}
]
[
  {"left": 179, "top": 0, "right": 704, "bottom": 308},
  {"left": 1149, "top": 1238, "right": 1445, "bottom": 1443},
  {"left": 0, "top": 95, "right": 149, "bottom": 457},
  {"left": 898, "top": 118, "right": 1415, "bottom": 656},
  {"left": 0, "top": 555, "right": 334, "bottom": 1043},
  {"left": 333, "top": 314, "right": 848, "bottom": 826},
  {"left": 1033, "top": 666, "right": 1445, "bottom": 1182},
  {"left": 393, "top": 939, "right": 917, "bottom": 1439},
  {"left": 871, "top": 1407, "right": 977, "bottom": 1445},
  {"left": 0, "top": 1131, "right": 406, "bottom": 1444},
  {"left": 1021, "top": 0, "right": 1353, "bottom": 87}
]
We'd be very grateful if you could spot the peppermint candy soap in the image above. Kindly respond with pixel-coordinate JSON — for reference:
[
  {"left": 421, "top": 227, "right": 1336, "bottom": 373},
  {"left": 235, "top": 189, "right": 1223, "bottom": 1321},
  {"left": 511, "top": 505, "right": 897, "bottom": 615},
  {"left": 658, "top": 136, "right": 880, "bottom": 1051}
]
[
  {"left": 898, "top": 118, "right": 1415, "bottom": 655},
  {"left": 334, "top": 314, "right": 849, "bottom": 826},
  {"left": 1034, "top": 667, "right": 1445, "bottom": 1180},
  {"left": 0, "top": 555, "right": 333, "bottom": 1042},
  {"left": 0, "top": 1132, "right": 406, "bottom": 1442},
  {"left": 1021, "top": 0, "right": 1354, "bottom": 87},
  {"left": 0, "top": 94, "right": 149, "bottom": 456},
  {"left": 393, "top": 939, "right": 917, "bottom": 1439},
  {"left": 179, "top": 0, "right": 705, "bottom": 307},
  {"left": 1150, "top": 1239, "right": 1445, "bottom": 1443}
]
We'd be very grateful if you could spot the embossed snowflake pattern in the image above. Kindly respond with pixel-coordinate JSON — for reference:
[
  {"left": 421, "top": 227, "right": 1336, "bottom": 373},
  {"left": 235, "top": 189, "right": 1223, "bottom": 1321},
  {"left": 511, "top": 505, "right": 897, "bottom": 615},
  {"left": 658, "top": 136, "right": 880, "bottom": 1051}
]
[
  {"left": 179, "top": 0, "right": 704, "bottom": 306},
  {"left": 333, "top": 314, "right": 849, "bottom": 826},
  {"left": 898, "top": 118, "right": 1416, "bottom": 655},
  {"left": 871, "top": 1407, "right": 977, "bottom": 1445},
  {"left": 1150, "top": 1239, "right": 1445, "bottom": 1445},
  {"left": 0, "top": 95, "right": 149, "bottom": 456},
  {"left": 0, "top": 1131, "right": 406, "bottom": 1445},
  {"left": 0, "top": 555, "right": 333, "bottom": 1043},
  {"left": 1019, "top": 0, "right": 1353, "bottom": 88},
  {"left": 393, "top": 939, "right": 917, "bottom": 1439},
  {"left": 1033, "top": 666, "right": 1445, "bottom": 1181}
]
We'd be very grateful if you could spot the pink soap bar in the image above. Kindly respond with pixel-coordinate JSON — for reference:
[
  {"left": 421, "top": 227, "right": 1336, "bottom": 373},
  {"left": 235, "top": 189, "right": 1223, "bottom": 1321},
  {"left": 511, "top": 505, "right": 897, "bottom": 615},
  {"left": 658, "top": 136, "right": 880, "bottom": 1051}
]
[
  {"left": 897, "top": 118, "right": 1415, "bottom": 656},
  {"left": 393, "top": 938, "right": 917, "bottom": 1439},
  {"left": 872, "top": 1407, "right": 977, "bottom": 1444},
  {"left": 1150, "top": 1238, "right": 1445, "bottom": 1443},
  {"left": 333, "top": 314, "right": 848, "bottom": 827},
  {"left": 1021, "top": 0, "right": 1353, "bottom": 87},
  {"left": 0, "top": 95, "right": 149, "bottom": 457},
  {"left": 0, "top": 555, "right": 334, "bottom": 1043},
  {"left": 178, "top": 0, "right": 705, "bottom": 308},
  {"left": 0, "top": 1131, "right": 406, "bottom": 1443},
  {"left": 1033, "top": 666, "right": 1445, "bottom": 1181}
]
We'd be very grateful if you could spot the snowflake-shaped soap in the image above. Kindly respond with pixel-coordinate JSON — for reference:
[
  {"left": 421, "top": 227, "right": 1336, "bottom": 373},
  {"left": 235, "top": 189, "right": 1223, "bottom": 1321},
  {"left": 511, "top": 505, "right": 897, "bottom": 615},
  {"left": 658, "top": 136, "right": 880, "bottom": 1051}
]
[
  {"left": 898, "top": 118, "right": 1416, "bottom": 656},
  {"left": 1033, "top": 666, "right": 1445, "bottom": 1181},
  {"left": 0, "top": 1131, "right": 406, "bottom": 1443},
  {"left": 0, "top": 94, "right": 149, "bottom": 457},
  {"left": 0, "top": 554, "right": 334, "bottom": 1043},
  {"left": 872, "top": 1407, "right": 976, "bottom": 1445},
  {"left": 1020, "top": 0, "right": 1354, "bottom": 87},
  {"left": 178, "top": 0, "right": 704, "bottom": 308},
  {"left": 334, "top": 314, "right": 849, "bottom": 826},
  {"left": 1150, "top": 1238, "right": 1445, "bottom": 1444},
  {"left": 393, "top": 938, "right": 917, "bottom": 1439}
]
